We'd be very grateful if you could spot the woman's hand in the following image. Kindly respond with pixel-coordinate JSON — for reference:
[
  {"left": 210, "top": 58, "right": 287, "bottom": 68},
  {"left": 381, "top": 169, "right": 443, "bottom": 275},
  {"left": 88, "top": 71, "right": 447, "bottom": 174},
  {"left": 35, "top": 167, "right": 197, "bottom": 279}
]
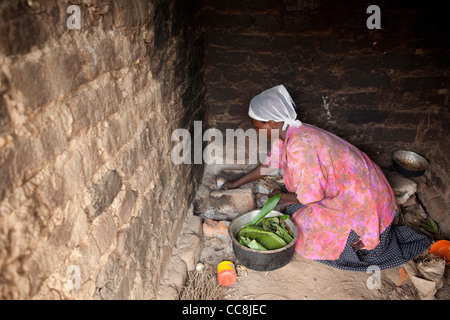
[
  {"left": 219, "top": 164, "right": 269, "bottom": 190},
  {"left": 221, "top": 180, "right": 240, "bottom": 190}
]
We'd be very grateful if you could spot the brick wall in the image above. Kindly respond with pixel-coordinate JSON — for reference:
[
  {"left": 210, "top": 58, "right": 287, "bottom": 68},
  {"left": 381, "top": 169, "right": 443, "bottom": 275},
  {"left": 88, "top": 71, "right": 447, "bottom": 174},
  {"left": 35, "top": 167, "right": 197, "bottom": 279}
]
[
  {"left": 0, "top": 0, "right": 205, "bottom": 299},
  {"left": 202, "top": 0, "right": 450, "bottom": 234}
]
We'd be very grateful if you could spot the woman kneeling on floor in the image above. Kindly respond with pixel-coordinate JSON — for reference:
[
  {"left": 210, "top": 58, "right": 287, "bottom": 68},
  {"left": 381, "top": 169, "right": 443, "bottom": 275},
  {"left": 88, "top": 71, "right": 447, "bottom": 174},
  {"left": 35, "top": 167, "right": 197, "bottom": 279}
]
[{"left": 221, "top": 84, "right": 431, "bottom": 271}]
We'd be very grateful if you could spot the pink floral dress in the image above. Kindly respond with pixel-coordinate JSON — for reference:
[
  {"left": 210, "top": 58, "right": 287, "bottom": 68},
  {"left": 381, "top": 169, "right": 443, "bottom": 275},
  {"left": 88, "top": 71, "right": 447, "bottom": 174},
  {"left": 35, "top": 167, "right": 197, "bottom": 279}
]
[{"left": 266, "top": 124, "right": 397, "bottom": 260}]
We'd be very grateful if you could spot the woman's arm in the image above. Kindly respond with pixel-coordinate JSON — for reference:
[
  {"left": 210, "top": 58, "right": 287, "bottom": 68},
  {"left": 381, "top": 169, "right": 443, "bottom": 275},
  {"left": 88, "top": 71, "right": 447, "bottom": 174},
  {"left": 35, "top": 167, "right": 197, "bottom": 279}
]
[
  {"left": 221, "top": 163, "right": 271, "bottom": 189},
  {"left": 221, "top": 165, "right": 300, "bottom": 203},
  {"left": 268, "top": 189, "right": 300, "bottom": 204}
]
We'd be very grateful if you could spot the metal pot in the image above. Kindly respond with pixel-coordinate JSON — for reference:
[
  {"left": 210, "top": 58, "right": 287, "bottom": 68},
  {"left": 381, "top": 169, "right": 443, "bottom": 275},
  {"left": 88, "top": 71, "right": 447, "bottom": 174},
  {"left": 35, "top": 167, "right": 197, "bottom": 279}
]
[
  {"left": 228, "top": 210, "right": 299, "bottom": 271},
  {"left": 392, "top": 150, "right": 429, "bottom": 178}
]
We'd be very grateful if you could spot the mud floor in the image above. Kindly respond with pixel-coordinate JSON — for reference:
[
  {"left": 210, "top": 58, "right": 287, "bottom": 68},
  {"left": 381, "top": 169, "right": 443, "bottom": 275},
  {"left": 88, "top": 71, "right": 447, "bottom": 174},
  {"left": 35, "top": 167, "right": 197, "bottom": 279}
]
[
  {"left": 191, "top": 166, "right": 449, "bottom": 301},
  {"left": 198, "top": 236, "right": 450, "bottom": 300}
]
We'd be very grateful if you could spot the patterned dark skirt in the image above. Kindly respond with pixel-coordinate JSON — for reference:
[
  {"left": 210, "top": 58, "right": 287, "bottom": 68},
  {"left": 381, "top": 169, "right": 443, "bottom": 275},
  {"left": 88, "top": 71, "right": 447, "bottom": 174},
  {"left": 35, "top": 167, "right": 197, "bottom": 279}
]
[{"left": 283, "top": 203, "right": 432, "bottom": 272}]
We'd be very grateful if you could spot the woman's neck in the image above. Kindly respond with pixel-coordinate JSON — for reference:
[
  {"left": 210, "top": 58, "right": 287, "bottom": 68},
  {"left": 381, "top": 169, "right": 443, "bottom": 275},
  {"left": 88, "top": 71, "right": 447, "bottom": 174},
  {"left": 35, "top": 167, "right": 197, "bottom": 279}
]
[{"left": 278, "top": 126, "right": 289, "bottom": 141}]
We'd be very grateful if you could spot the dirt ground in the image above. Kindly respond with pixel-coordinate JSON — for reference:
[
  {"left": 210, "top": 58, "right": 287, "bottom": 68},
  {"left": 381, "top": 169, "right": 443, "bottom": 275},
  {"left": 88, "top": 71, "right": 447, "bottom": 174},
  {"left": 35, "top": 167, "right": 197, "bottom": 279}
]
[
  {"left": 192, "top": 166, "right": 449, "bottom": 300},
  {"left": 225, "top": 253, "right": 385, "bottom": 300},
  {"left": 197, "top": 236, "right": 449, "bottom": 300}
]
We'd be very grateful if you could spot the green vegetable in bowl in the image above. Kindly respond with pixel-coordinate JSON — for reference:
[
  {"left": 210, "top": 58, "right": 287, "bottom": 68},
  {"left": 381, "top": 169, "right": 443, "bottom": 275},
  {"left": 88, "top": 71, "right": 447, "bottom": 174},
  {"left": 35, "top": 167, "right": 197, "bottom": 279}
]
[
  {"left": 236, "top": 193, "right": 294, "bottom": 251},
  {"left": 248, "top": 193, "right": 281, "bottom": 226}
]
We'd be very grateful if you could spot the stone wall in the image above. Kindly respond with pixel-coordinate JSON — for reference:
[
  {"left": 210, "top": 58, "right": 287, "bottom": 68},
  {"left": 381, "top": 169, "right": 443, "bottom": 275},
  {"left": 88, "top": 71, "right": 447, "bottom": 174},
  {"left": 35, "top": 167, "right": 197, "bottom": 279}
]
[
  {"left": 1, "top": 0, "right": 449, "bottom": 301},
  {"left": 0, "top": 0, "right": 205, "bottom": 299},
  {"left": 202, "top": 0, "right": 450, "bottom": 235}
]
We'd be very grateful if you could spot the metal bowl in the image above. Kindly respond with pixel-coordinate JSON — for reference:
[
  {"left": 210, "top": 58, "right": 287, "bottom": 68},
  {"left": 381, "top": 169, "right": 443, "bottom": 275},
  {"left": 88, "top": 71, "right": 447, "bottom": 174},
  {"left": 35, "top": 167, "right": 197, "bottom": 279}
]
[
  {"left": 228, "top": 210, "right": 299, "bottom": 271},
  {"left": 392, "top": 150, "right": 429, "bottom": 178}
]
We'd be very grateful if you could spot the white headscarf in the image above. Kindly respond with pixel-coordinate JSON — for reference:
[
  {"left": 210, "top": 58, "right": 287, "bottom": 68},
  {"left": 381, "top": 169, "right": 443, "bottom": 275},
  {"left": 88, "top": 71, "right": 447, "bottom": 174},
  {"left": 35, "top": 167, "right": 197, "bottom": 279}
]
[{"left": 248, "top": 85, "right": 302, "bottom": 131}]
